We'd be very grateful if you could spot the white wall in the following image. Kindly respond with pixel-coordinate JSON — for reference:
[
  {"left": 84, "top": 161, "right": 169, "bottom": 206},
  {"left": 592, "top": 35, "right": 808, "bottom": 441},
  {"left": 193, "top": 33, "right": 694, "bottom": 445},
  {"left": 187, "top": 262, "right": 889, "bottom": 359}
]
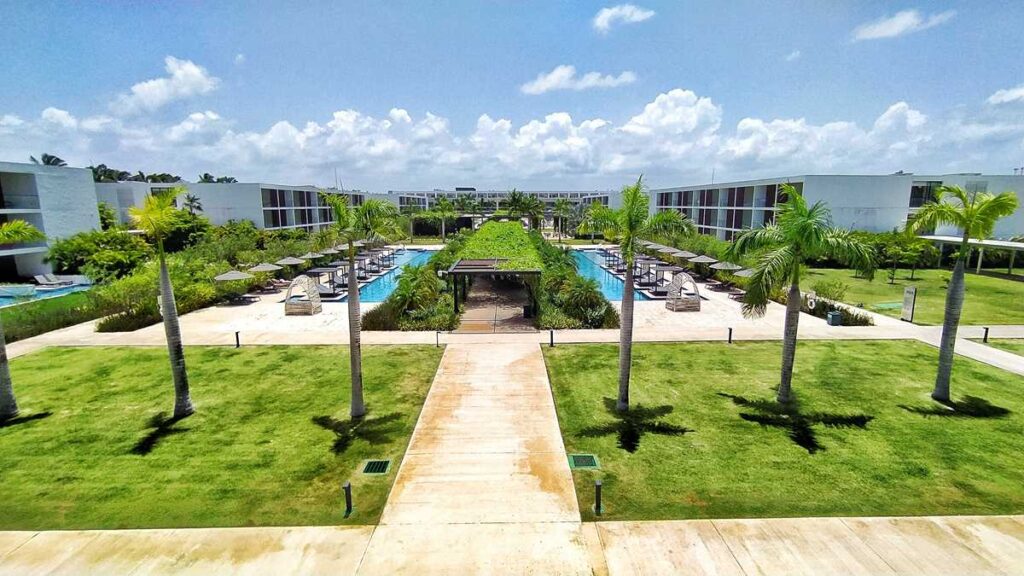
[
  {"left": 923, "top": 175, "right": 1023, "bottom": 238},
  {"left": 185, "top": 183, "right": 266, "bottom": 226},
  {"left": 803, "top": 175, "right": 914, "bottom": 232}
]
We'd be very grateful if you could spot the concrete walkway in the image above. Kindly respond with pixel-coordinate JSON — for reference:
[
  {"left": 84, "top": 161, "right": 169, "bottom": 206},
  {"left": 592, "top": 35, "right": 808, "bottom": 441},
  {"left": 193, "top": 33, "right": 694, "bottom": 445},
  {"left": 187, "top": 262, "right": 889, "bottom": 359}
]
[{"left": 357, "top": 343, "right": 596, "bottom": 574}]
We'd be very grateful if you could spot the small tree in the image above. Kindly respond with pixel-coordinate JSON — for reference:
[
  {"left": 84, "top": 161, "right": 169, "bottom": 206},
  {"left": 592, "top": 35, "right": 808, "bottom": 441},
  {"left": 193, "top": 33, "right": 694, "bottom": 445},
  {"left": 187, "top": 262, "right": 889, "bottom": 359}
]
[
  {"left": 434, "top": 197, "right": 457, "bottom": 242},
  {"left": 553, "top": 198, "right": 572, "bottom": 240}
]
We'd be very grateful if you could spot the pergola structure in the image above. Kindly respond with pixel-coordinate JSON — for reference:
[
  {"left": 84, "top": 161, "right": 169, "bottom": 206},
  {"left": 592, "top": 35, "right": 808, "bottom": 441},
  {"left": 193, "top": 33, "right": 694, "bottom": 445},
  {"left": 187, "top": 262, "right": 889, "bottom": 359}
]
[
  {"left": 445, "top": 258, "right": 542, "bottom": 314},
  {"left": 920, "top": 235, "right": 1024, "bottom": 275}
]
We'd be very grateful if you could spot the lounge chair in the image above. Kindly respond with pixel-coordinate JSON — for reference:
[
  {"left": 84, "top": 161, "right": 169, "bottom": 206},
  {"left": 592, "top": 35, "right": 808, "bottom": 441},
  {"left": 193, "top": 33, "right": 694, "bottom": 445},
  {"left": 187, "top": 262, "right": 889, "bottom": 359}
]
[{"left": 34, "top": 274, "right": 72, "bottom": 286}]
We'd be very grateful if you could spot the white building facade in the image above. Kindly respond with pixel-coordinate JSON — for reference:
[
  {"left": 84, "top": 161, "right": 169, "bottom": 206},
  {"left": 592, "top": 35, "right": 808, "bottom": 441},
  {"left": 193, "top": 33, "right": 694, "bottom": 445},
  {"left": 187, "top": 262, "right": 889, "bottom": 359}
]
[
  {"left": 0, "top": 162, "right": 99, "bottom": 276},
  {"left": 382, "top": 188, "right": 618, "bottom": 212},
  {"left": 651, "top": 173, "right": 1023, "bottom": 240}
]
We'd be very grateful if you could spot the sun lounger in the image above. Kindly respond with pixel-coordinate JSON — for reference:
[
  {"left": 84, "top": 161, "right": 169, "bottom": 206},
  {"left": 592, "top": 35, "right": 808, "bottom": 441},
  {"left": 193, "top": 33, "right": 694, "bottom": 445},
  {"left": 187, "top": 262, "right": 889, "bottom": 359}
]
[{"left": 34, "top": 274, "right": 72, "bottom": 286}]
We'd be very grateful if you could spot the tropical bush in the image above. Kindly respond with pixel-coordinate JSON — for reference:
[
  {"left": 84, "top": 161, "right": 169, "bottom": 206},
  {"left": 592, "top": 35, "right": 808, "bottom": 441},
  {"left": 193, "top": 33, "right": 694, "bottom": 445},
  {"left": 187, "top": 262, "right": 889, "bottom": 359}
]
[
  {"left": 47, "top": 229, "right": 152, "bottom": 282},
  {"left": 1, "top": 292, "right": 102, "bottom": 343},
  {"left": 811, "top": 278, "right": 849, "bottom": 302}
]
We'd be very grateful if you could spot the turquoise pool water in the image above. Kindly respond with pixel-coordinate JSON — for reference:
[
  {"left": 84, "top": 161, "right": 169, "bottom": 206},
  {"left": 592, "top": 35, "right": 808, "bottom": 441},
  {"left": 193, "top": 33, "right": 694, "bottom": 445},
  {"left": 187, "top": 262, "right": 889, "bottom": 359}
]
[
  {"left": 0, "top": 284, "right": 91, "bottom": 308},
  {"left": 572, "top": 250, "right": 649, "bottom": 301},
  {"left": 344, "top": 249, "right": 437, "bottom": 303}
]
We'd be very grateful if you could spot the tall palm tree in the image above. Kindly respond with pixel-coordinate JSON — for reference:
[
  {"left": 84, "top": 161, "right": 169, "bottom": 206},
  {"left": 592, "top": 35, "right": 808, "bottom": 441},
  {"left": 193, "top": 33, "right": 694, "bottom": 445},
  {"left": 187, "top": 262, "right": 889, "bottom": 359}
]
[
  {"left": 183, "top": 194, "right": 203, "bottom": 215},
  {"left": 727, "top": 184, "right": 875, "bottom": 404},
  {"left": 506, "top": 189, "right": 526, "bottom": 219},
  {"left": 320, "top": 193, "right": 403, "bottom": 418},
  {"left": 30, "top": 153, "right": 66, "bottom": 166},
  {"left": 580, "top": 177, "right": 694, "bottom": 412},
  {"left": 553, "top": 198, "right": 573, "bottom": 240},
  {"left": 521, "top": 196, "right": 545, "bottom": 230},
  {"left": 434, "top": 197, "right": 457, "bottom": 241},
  {"left": 129, "top": 187, "right": 195, "bottom": 420},
  {"left": 0, "top": 221, "right": 45, "bottom": 421},
  {"left": 910, "top": 185, "right": 1018, "bottom": 402}
]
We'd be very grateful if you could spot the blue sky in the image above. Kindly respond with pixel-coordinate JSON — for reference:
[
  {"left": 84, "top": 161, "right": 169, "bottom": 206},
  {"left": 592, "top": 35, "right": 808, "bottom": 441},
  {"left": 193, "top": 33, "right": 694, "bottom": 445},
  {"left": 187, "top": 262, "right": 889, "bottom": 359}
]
[{"left": 1, "top": 1, "right": 1022, "bottom": 191}]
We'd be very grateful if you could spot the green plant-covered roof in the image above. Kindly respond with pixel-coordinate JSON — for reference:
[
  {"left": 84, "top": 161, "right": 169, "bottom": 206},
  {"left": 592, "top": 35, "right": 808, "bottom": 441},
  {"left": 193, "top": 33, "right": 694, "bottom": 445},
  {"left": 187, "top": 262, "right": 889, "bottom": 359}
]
[{"left": 456, "top": 221, "right": 542, "bottom": 270}]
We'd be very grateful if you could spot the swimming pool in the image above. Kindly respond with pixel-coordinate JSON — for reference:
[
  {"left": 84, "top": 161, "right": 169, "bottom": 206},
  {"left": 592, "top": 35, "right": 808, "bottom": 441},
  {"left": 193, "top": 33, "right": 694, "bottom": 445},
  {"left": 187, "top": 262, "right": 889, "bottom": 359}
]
[
  {"left": 345, "top": 249, "right": 437, "bottom": 303},
  {"left": 572, "top": 250, "right": 649, "bottom": 301},
  {"left": 0, "top": 284, "right": 92, "bottom": 308}
]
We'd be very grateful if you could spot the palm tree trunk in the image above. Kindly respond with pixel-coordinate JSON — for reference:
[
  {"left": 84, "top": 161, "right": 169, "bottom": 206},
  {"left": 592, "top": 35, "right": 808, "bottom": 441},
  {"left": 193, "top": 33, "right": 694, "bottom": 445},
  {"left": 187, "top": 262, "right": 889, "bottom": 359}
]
[
  {"left": 778, "top": 279, "right": 802, "bottom": 404},
  {"left": 441, "top": 219, "right": 446, "bottom": 242},
  {"left": 347, "top": 243, "right": 366, "bottom": 419},
  {"left": 0, "top": 316, "right": 19, "bottom": 421},
  {"left": 617, "top": 262, "right": 635, "bottom": 412},
  {"left": 933, "top": 256, "right": 967, "bottom": 403},
  {"left": 159, "top": 247, "right": 194, "bottom": 419}
]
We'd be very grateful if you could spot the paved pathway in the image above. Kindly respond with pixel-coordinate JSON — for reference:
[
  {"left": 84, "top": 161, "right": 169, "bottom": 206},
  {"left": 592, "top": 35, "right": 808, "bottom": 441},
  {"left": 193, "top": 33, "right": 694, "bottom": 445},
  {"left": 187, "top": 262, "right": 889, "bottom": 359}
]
[{"left": 453, "top": 277, "right": 535, "bottom": 334}]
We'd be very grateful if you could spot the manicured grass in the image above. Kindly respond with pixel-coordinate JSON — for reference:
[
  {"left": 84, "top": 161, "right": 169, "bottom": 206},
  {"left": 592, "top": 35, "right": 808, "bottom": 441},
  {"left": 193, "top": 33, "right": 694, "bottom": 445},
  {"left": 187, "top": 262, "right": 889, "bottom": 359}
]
[
  {"left": 545, "top": 340, "right": 1024, "bottom": 521},
  {"left": 981, "top": 339, "right": 1024, "bottom": 356},
  {"left": 406, "top": 236, "right": 443, "bottom": 245},
  {"left": 1, "top": 345, "right": 443, "bottom": 530},
  {"left": 807, "top": 268, "right": 1024, "bottom": 325},
  {"left": 1, "top": 291, "right": 101, "bottom": 343}
]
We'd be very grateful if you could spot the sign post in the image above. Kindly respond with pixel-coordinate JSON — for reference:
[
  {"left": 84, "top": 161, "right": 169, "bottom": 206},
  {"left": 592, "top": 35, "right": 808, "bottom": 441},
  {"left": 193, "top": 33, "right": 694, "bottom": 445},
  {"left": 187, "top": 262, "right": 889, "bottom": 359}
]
[{"left": 901, "top": 286, "right": 917, "bottom": 323}]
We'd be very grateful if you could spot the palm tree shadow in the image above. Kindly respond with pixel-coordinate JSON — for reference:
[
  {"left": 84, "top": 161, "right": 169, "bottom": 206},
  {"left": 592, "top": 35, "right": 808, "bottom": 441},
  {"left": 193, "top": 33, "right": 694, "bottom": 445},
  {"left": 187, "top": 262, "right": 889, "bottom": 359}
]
[
  {"left": 577, "top": 397, "right": 692, "bottom": 453},
  {"left": 311, "top": 412, "right": 404, "bottom": 454},
  {"left": 0, "top": 411, "right": 52, "bottom": 429},
  {"left": 900, "top": 395, "right": 1010, "bottom": 419},
  {"left": 131, "top": 412, "right": 191, "bottom": 455},
  {"left": 717, "top": 393, "right": 873, "bottom": 455}
]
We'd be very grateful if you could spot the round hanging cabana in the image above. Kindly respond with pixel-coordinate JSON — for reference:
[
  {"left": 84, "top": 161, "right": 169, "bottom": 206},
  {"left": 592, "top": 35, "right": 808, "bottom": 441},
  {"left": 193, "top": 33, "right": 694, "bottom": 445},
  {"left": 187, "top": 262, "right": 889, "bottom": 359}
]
[{"left": 284, "top": 274, "right": 323, "bottom": 316}]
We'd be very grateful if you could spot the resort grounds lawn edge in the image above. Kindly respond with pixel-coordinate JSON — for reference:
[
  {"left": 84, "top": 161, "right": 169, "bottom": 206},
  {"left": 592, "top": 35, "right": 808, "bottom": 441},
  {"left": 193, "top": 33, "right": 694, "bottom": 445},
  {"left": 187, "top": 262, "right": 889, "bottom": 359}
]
[
  {"left": 979, "top": 339, "right": 1024, "bottom": 356},
  {"left": 1, "top": 345, "right": 444, "bottom": 530},
  {"left": 544, "top": 340, "right": 1024, "bottom": 522},
  {"left": 806, "top": 267, "right": 1024, "bottom": 325}
]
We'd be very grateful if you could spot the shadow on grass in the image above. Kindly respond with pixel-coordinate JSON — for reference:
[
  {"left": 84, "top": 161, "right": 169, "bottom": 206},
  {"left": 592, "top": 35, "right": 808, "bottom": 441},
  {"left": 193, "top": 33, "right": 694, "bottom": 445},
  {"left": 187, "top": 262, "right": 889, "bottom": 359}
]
[
  {"left": 0, "top": 411, "right": 52, "bottom": 429},
  {"left": 311, "top": 412, "right": 404, "bottom": 454},
  {"left": 900, "top": 395, "right": 1010, "bottom": 419},
  {"left": 577, "top": 397, "right": 692, "bottom": 453},
  {"left": 131, "top": 412, "right": 192, "bottom": 455},
  {"left": 717, "top": 393, "right": 874, "bottom": 455}
]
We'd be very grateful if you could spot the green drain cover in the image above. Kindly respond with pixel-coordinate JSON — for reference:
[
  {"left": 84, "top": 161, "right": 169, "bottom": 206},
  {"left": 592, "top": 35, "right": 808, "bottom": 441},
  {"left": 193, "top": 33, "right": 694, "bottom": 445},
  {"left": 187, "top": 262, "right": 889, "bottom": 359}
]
[
  {"left": 568, "top": 454, "right": 600, "bottom": 470},
  {"left": 362, "top": 460, "right": 390, "bottom": 475}
]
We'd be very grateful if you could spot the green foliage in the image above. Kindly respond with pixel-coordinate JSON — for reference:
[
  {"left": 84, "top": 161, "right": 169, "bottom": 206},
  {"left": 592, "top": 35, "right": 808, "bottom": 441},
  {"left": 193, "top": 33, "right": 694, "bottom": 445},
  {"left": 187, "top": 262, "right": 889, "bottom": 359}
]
[
  {"left": 97, "top": 202, "right": 119, "bottom": 230},
  {"left": 529, "top": 231, "right": 619, "bottom": 329},
  {"left": 159, "top": 210, "right": 213, "bottom": 252},
  {"left": 811, "top": 278, "right": 849, "bottom": 302},
  {"left": 457, "top": 221, "right": 543, "bottom": 269},
  {"left": 0, "top": 292, "right": 102, "bottom": 343},
  {"left": 46, "top": 229, "right": 152, "bottom": 282}
]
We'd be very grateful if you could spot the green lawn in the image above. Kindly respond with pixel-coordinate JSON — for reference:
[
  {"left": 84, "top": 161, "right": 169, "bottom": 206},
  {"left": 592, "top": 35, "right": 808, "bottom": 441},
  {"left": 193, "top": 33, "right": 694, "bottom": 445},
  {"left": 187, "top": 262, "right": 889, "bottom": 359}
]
[
  {"left": 807, "top": 268, "right": 1024, "bottom": 325},
  {"left": 1, "top": 291, "right": 101, "bottom": 343},
  {"left": 981, "top": 339, "right": 1024, "bottom": 356},
  {"left": 1, "top": 345, "right": 443, "bottom": 530},
  {"left": 544, "top": 340, "right": 1024, "bottom": 521}
]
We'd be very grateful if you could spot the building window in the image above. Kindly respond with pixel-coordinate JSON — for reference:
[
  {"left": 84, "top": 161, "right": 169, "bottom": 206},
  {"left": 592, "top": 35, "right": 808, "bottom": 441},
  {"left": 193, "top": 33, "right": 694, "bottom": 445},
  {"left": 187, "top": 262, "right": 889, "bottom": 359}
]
[{"left": 910, "top": 181, "right": 941, "bottom": 208}]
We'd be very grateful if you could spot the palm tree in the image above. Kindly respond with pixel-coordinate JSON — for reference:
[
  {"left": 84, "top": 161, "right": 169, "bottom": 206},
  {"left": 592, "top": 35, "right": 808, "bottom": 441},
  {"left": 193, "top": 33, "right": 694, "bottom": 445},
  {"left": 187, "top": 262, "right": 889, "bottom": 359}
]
[
  {"left": 910, "top": 186, "right": 1018, "bottom": 402},
  {"left": 30, "top": 153, "right": 66, "bottom": 166},
  {"left": 506, "top": 189, "right": 526, "bottom": 219},
  {"left": 183, "top": 194, "right": 203, "bottom": 215},
  {"left": 580, "top": 177, "right": 694, "bottom": 412},
  {"left": 727, "top": 184, "right": 875, "bottom": 404},
  {"left": 434, "top": 197, "right": 457, "bottom": 241},
  {"left": 521, "top": 196, "right": 545, "bottom": 230},
  {"left": 553, "top": 198, "right": 573, "bottom": 240},
  {"left": 198, "top": 173, "right": 216, "bottom": 183},
  {"left": 320, "top": 193, "right": 403, "bottom": 418},
  {"left": 129, "top": 187, "right": 195, "bottom": 420},
  {"left": 0, "top": 221, "right": 45, "bottom": 421}
]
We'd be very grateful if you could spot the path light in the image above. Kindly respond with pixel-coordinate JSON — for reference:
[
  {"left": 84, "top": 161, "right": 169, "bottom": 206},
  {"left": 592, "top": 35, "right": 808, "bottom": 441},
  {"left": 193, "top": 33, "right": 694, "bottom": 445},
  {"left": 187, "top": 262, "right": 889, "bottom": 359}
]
[
  {"left": 594, "top": 480, "right": 603, "bottom": 516},
  {"left": 343, "top": 481, "right": 353, "bottom": 517}
]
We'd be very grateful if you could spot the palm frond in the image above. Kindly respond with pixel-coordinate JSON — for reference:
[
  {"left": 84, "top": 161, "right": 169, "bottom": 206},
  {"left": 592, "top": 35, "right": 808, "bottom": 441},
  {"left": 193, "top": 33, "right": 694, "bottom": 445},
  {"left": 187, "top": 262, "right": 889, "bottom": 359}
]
[
  {"left": 729, "top": 224, "right": 784, "bottom": 257},
  {"left": 742, "top": 245, "right": 797, "bottom": 318},
  {"left": 0, "top": 219, "right": 45, "bottom": 244}
]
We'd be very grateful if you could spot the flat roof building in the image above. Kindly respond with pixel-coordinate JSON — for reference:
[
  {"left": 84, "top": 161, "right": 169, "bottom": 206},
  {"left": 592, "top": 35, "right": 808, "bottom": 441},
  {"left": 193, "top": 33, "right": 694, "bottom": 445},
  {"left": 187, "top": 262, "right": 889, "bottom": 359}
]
[
  {"left": 0, "top": 161, "right": 99, "bottom": 277},
  {"left": 651, "top": 173, "right": 1023, "bottom": 240},
  {"left": 381, "top": 188, "right": 618, "bottom": 213}
]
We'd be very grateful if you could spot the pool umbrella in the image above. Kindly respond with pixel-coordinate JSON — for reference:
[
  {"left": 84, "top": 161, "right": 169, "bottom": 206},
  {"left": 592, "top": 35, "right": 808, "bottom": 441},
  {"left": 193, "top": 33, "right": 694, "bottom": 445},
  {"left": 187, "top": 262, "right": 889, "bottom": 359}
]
[
  {"left": 658, "top": 247, "right": 678, "bottom": 254},
  {"left": 214, "top": 270, "right": 254, "bottom": 282},
  {"left": 710, "top": 261, "right": 743, "bottom": 271},
  {"left": 275, "top": 256, "right": 305, "bottom": 266},
  {"left": 298, "top": 252, "right": 323, "bottom": 260},
  {"left": 734, "top": 268, "right": 755, "bottom": 278},
  {"left": 672, "top": 250, "right": 697, "bottom": 259},
  {"left": 320, "top": 247, "right": 339, "bottom": 255},
  {"left": 688, "top": 255, "right": 718, "bottom": 264},
  {"left": 248, "top": 262, "right": 282, "bottom": 273}
]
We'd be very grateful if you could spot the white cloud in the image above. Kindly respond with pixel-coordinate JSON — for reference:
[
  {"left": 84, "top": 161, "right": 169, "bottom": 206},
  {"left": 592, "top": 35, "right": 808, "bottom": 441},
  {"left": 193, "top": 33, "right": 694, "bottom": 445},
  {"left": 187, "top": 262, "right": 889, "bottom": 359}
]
[
  {"left": 852, "top": 9, "right": 956, "bottom": 41},
  {"left": 521, "top": 65, "right": 636, "bottom": 95},
  {"left": 111, "top": 56, "right": 220, "bottom": 115},
  {"left": 592, "top": 4, "right": 655, "bottom": 33},
  {"left": 785, "top": 50, "right": 801, "bottom": 62},
  {"left": 987, "top": 84, "right": 1024, "bottom": 105},
  {"left": 234, "top": 53, "right": 246, "bottom": 65},
  {"left": 40, "top": 107, "right": 77, "bottom": 129},
  {"left": 3, "top": 87, "right": 1023, "bottom": 190}
]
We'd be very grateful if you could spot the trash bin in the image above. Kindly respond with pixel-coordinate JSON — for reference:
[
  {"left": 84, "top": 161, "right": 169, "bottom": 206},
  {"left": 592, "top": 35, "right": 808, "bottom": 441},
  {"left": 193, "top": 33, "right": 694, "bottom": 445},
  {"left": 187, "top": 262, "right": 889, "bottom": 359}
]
[{"left": 826, "top": 311, "right": 842, "bottom": 326}]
